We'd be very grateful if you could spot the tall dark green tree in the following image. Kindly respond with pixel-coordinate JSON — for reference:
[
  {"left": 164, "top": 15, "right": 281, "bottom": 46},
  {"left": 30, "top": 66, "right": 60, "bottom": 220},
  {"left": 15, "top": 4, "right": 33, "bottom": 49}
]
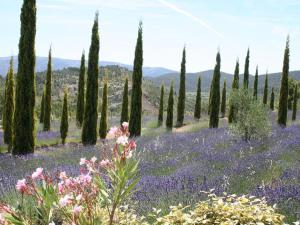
[
  {"left": 292, "top": 85, "right": 298, "bottom": 121},
  {"left": 99, "top": 79, "right": 108, "bottom": 139},
  {"left": 39, "top": 87, "right": 45, "bottom": 123},
  {"left": 194, "top": 77, "right": 201, "bottom": 120},
  {"left": 288, "top": 78, "right": 296, "bottom": 110},
  {"left": 228, "top": 60, "right": 240, "bottom": 123},
  {"left": 82, "top": 12, "right": 100, "bottom": 145},
  {"left": 2, "top": 73, "right": 9, "bottom": 135},
  {"left": 60, "top": 89, "right": 69, "bottom": 145},
  {"left": 158, "top": 85, "right": 164, "bottom": 126},
  {"left": 208, "top": 82, "right": 212, "bottom": 115},
  {"left": 166, "top": 82, "right": 174, "bottom": 130},
  {"left": 263, "top": 73, "right": 268, "bottom": 105},
  {"left": 176, "top": 47, "right": 186, "bottom": 127},
  {"left": 13, "top": 0, "right": 37, "bottom": 155},
  {"left": 270, "top": 87, "right": 275, "bottom": 111},
  {"left": 278, "top": 36, "right": 290, "bottom": 127},
  {"left": 209, "top": 52, "right": 221, "bottom": 128},
  {"left": 220, "top": 80, "right": 226, "bottom": 118},
  {"left": 243, "top": 48, "right": 250, "bottom": 89},
  {"left": 120, "top": 78, "right": 129, "bottom": 124},
  {"left": 253, "top": 66, "right": 258, "bottom": 99},
  {"left": 76, "top": 52, "right": 85, "bottom": 127},
  {"left": 129, "top": 22, "right": 143, "bottom": 137},
  {"left": 43, "top": 47, "right": 52, "bottom": 131},
  {"left": 4, "top": 58, "right": 15, "bottom": 151}
]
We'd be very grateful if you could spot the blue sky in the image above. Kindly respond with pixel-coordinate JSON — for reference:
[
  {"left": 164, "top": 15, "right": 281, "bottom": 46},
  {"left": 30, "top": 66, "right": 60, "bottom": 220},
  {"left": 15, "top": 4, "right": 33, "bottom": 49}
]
[{"left": 1, "top": 0, "right": 299, "bottom": 73}]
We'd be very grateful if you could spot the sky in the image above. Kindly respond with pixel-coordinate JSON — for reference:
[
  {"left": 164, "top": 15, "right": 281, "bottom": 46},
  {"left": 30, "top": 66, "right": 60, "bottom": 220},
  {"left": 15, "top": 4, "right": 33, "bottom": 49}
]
[{"left": 0, "top": 0, "right": 300, "bottom": 74}]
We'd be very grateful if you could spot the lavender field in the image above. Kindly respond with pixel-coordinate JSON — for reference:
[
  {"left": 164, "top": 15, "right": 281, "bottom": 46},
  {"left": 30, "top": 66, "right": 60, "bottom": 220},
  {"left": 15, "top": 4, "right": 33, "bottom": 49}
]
[{"left": 0, "top": 113, "right": 299, "bottom": 222}]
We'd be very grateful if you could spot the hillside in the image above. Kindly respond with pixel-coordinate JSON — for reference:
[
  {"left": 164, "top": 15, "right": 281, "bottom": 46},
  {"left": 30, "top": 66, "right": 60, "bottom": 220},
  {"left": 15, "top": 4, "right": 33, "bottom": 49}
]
[
  {"left": 147, "top": 70, "right": 300, "bottom": 93},
  {"left": 0, "top": 56, "right": 175, "bottom": 77}
]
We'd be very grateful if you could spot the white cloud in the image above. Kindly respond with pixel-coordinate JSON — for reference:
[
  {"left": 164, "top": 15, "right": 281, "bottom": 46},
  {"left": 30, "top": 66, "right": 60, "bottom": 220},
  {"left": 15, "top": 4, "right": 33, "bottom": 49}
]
[{"left": 156, "top": 0, "right": 223, "bottom": 38}]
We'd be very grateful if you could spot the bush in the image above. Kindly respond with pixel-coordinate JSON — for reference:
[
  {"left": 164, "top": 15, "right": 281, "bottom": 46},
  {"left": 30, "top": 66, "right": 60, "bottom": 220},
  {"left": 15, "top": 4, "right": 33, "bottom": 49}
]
[{"left": 229, "top": 89, "right": 270, "bottom": 141}]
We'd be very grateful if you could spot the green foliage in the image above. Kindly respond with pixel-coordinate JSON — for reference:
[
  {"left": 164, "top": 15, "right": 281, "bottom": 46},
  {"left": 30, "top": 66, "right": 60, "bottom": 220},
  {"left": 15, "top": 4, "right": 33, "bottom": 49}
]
[
  {"left": 230, "top": 89, "right": 270, "bottom": 141},
  {"left": 292, "top": 85, "right": 298, "bottom": 121},
  {"left": 263, "top": 73, "right": 268, "bottom": 105},
  {"left": 228, "top": 60, "right": 239, "bottom": 124},
  {"left": 209, "top": 52, "right": 221, "bottom": 128},
  {"left": 60, "top": 89, "right": 69, "bottom": 145},
  {"left": 278, "top": 36, "right": 290, "bottom": 127},
  {"left": 99, "top": 79, "right": 108, "bottom": 139},
  {"left": 3, "top": 58, "right": 15, "bottom": 151},
  {"left": 157, "top": 85, "right": 164, "bottom": 126},
  {"left": 120, "top": 78, "right": 129, "bottom": 125},
  {"left": 176, "top": 47, "right": 186, "bottom": 127},
  {"left": 129, "top": 21, "right": 143, "bottom": 137},
  {"left": 43, "top": 47, "right": 52, "bottom": 131},
  {"left": 243, "top": 48, "right": 250, "bottom": 89},
  {"left": 76, "top": 52, "right": 86, "bottom": 127},
  {"left": 220, "top": 80, "right": 226, "bottom": 118},
  {"left": 253, "top": 66, "right": 258, "bottom": 99},
  {"left": 270, "top": 87, "right": 275, "bottom": 111},
  {"left": 166, "top": 83, "right": 174, "bottom": 130},
  {"left": 13, "top": 0, "right": 37, "bottom": 155},
  {"left": 288, "top": 78, "right": 296, "bottom": 110},
  {"left": 194, "top": 77, "right": 201, "bottom": 120},
  {"left": 39, "top": 88, "right": 45, "bottom": 123},
  {"left": 82, "top": 12, "right": 100, "bottom": 145}
]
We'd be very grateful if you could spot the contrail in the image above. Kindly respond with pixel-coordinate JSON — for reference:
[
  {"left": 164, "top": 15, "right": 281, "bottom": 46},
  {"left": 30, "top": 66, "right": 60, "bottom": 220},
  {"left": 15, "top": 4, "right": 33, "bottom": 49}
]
[{"left": 157, "top": 0, "right": 224, "bottom": 38}]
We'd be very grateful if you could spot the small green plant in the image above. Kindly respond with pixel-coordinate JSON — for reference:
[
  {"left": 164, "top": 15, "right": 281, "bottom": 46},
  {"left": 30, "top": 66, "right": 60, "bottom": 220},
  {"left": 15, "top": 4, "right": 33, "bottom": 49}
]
[{"left": 229, "top": 89, "right": 270, "bottom": 141}]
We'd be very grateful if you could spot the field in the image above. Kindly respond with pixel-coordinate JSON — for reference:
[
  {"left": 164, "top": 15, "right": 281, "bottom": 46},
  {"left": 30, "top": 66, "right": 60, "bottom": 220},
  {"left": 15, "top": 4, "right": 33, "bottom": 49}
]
[{"left": 0, "top": 110, "right": 299, "bottom": 223}]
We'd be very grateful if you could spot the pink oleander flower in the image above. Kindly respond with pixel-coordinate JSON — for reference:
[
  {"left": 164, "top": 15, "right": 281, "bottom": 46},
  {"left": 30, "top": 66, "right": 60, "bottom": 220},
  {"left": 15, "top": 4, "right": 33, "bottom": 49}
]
[
  {"left": 122, "top": 122, "right": 129, "bottom": 129},
  {"left": 16, "top": 179, "right": 27, "bottom": 194},
  {"left": 72, "top": 205, "right": 83, "bottom": 216},
  {"left": 108, "top": 126, "right": 119, "bottom": 136},
  {"left": 79, "top": 174, "right": 92, "bottom": 185},
  {"left": 100, "top": 159, "right": 110, "bottom": 167},
  {"left": 128, "top": 140, "right": 137, "bottom": 150},
  {"left": 32, "top": 168, "right": 43, "bottom": 180},
  {"left": 59, "top": 194, "right": 73, "bottom": 207},
  {"left": 116, "top": 135, "right": 128, "bottom": 146},
  {"left": 59, "top": 171, "right": 67, "bottom": 180},
  {"left": 79, "top": 158, "right": 86, "bottom": 166}
]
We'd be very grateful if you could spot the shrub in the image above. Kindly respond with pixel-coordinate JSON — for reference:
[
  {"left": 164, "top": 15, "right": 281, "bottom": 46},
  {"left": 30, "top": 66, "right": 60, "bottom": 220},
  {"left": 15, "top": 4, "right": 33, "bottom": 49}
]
[{"left": 229, "top": 89, "right": 270, "bottom": 141}]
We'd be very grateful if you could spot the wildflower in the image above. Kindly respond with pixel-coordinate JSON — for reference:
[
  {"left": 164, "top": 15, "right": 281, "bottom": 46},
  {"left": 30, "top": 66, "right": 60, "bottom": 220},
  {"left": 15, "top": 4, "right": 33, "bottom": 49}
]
[
  {"left": 128, "top": 140, "right": 137, "bottom": 150},
  {"left": 108, "top": 126, "right": 119, "bottom": 136},
  {"left": 122, "top": 122, "right": 129, "bottom": 129},
  {"left": 79, "top": 158, "right": 86, "bottom": 166},
  {"left": 126, "top": 151, "right": 133, "bottom": 159},
  {"left": 117, "top": 135, "right": 128, "bottom": 146},
  {"left": 59, "top": 171, "right": 67, "bottom": 180},
  {"left": 32, "top": 167, "right": 43, "bottom": 180},
  {"left": 59, "top": 194, "right": 72, "bottom": 207},
  {"left": 91, "top": 156, "right": 97, "bottom": 163},
  {"left": 49, "top": 222, "right": 55, "bottom": 225},
  {"left": 72, "top": 205, "right": 83, "bottom": 216},
  {"left": 100, "top": 159, "right": 110, "bottom": 167},
  {"left": 16, "top": 179, "right": 27, "bottom": 194},
  {"left": 76, "top": 194, "right": 82, "bottom": 202}
]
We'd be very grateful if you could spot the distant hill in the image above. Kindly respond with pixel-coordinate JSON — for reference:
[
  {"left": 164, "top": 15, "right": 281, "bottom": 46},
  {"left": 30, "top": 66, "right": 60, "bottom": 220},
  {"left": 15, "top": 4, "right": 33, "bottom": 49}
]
[
  {"left": 0, "top": 56, "right": 175, "bottom": 77},
  {"left": 147, "top": 70, "right": 300, "bottom": 93}
]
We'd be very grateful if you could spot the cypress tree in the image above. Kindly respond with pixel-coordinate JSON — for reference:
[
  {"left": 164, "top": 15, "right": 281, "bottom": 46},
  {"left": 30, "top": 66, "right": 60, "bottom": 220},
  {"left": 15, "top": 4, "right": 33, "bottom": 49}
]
[
  {"left": 120, "top": 78, "right": 129, "bottom": 124},
  {"left": 270, "top": 87, "right": 275, "bottom": 111},
  {"left": 129, "top": 22, "right": 143, "bottom": 137},
  {"left": 2, "top": 73, "right": 8, "bottom": 134},
  {"left": 39, "top": 88, "right": 45, "bottom": 123},
  {"left": 4, "top": 58, "right": 15, "bottom": 151},
  {"left": 157, "top": 84, "right": 164, "bottom": 126},
  {"left": 82, "top": 12, "right": 100, "bottom": 145},
  {"left": 228, "top": 60, "right": 240, "bottom": 123},
  {"left": 99, "top": 79, "right": 108, "bottom": 139},
  {"left": 76, "top": 52, "right": 85, "bottom": 127},
  {"left": 243, "top": 48, "right": 250, "bottom": 89},
  {"left": 166, "top": 82, "right": 174, "bottom": 130},
  {"left": 263, "top": 73, "right": 268, "bottom": 105},
  {"left": 194, "top": 77, "right": 201, "bottom": 120},
  {"left": 13, "top": 0, "right": 36, "bottom": 155},
  {"left": 292, "top": 85, "right": 298, "bottom": 121},
  {"left": 43, "top": 47, "right": 52, "bottom": 131},
  {"left": 278, "top": 36, "right": 290, "bottom": 127},
  {"left": 209, "top": 51, "right": 221, "bottom": 128},
  {"left": 208, "top": 82, "right": 212, "bottom": 115},
  {"left": 60, "top": 89, "right": 69, "bottom": 145},
  {"left": 253, "top": 66, "right": 258, "bottom": 99},
  {"left": 176, "top": 47, "right": 186, "bottom": 127},
  {"left": 220, "top": 80, "right": 226, "bottom": 118}
]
